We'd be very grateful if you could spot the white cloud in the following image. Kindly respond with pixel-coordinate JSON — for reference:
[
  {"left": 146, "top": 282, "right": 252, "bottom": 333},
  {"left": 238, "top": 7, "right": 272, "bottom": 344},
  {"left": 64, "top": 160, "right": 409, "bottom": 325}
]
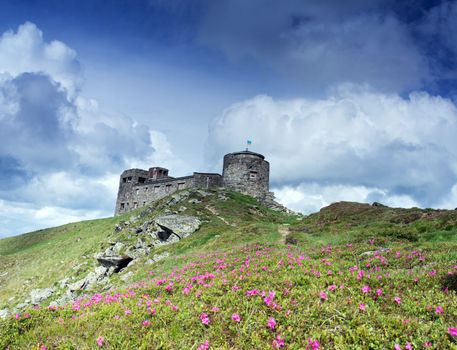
[
  {"left": 273, "top": 183, "right": 419, "bottom": 214},
  {"left": 206, "top": 85, "right": 457, "bottom": 208},
  {"left": 0, "top": 199, "right": 108, "bottom": 238},
  {"left": 0, "top": 22, "right": 82, "bottom": 96}
]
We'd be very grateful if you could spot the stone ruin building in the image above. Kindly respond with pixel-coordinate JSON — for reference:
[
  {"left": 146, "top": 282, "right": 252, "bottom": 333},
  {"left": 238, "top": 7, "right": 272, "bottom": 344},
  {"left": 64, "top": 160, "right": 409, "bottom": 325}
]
[{"left": 115, "top": 150, "right": 271, "bottom": 215}]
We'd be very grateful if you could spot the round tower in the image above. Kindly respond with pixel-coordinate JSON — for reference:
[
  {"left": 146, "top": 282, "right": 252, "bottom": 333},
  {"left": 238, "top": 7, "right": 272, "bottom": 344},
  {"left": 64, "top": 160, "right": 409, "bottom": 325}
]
[{"left": 222, "top": 151, "right": 269, "bottom": 199}]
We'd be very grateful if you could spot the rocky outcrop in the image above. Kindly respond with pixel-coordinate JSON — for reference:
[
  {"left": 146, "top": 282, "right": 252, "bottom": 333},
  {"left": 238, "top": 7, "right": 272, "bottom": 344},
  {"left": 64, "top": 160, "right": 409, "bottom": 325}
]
[
  {"left": 13, "top": 213, "right": 201, "bottom": 311},
  {"left": 30, "top": 288, "right": 54, "bottom": 305},
  {"left": 146, "top": 251, "right": 170, "bottom": 265},
  {"left": 96, "top": 256, "right": 133, "bottom": 271},
  {"left": 0, "top": 308, "right": 9, "bottom": 319},
  {"left": 68, "top": 266, "right": 112, "bottom": 292},
  {"left": 154, "top": 215, "right": 201, "bottom": 238}
]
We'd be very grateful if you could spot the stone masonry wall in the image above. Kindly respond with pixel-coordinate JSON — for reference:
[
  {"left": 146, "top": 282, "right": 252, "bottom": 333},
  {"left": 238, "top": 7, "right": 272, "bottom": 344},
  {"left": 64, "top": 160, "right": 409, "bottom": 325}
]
[
  {"left": 115, "top": 173, "right": 222, "bottom": 215},
  {"left": 222, "top": 152, "right": 269, "bottom": 200}
]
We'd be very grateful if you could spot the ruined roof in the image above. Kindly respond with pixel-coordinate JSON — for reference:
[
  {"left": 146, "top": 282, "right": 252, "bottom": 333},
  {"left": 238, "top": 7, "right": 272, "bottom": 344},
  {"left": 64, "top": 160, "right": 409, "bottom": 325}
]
[{"left": 225, "top": 150, "right": 265, "bottom": 160}]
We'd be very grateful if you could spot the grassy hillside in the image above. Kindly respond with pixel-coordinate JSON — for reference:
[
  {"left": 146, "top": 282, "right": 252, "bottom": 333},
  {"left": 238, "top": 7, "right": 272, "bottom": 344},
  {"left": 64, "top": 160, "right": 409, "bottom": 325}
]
[
  {"left": 0, "top": 189, "right": 295, "bottom": 310},
  {"left": 1, "top": 195, "right": 456, "bottom": 349},
  {"left": 0, "top": 216, "right": 125, "bottom": 310}
]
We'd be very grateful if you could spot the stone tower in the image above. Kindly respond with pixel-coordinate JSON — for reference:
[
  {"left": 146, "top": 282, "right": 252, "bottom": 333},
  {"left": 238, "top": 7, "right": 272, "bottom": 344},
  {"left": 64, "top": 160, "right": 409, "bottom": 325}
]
[
  {"left": 115, "top": 168, "right": 150, "bottom": 214},
  {"left": 222, "top": 150, "right": 270, "bottom": 199}
]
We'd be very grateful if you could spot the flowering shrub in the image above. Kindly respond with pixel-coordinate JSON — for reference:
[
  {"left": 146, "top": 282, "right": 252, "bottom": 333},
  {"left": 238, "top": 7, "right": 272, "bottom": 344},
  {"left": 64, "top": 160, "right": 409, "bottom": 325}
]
[{"left": 1, "top": 239, "right": 457, "bottom": 349}]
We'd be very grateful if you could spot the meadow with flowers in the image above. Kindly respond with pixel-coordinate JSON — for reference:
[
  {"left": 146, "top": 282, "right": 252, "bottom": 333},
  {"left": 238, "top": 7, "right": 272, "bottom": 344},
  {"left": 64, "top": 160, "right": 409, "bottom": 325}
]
[{"left": 1, "top": 191, "right": 457, "bottom": 349}]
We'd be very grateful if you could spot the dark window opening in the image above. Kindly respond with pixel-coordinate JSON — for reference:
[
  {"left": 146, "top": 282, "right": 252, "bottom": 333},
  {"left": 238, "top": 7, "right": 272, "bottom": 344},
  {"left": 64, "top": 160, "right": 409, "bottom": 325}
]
[
  {"left": 122, "top": 177, "right": 127, "bottom": 183},
  {"left": 120, "top": 203, "right": 125, "bottom": 209},
  {"left": 127, "top": 176, "right": 132, "bottom": 183},
  {"left": 138, "top": 177, "right": 146, "bottom": 183},
  {"left": 249, "top": 171, "right": 258, "bottom": 180}
]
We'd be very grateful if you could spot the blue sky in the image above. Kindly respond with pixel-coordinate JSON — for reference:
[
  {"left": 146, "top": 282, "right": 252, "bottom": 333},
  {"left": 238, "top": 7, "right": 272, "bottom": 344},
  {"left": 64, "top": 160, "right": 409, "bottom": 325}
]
[{"left": 1, "top": 0, "right": 457, "bottom": 237}]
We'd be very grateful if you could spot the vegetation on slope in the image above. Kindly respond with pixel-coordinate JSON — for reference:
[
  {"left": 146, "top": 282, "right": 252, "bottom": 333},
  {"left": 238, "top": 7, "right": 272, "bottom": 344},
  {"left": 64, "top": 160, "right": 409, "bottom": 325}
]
[
  {"left": 1, "top": 195, "right": 457, "bottom": 349},
  {"left": 0, "top": 189, "right": 295, "bottom": 310}
]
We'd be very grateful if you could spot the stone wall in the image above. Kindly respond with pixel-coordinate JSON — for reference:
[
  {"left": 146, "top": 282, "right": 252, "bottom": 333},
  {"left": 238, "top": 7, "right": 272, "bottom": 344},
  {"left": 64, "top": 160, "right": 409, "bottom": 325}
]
[
  {"left": 115, "top": 172, "right": 222, "bottom": 215},
  {"left": 222, "top": 151, "right": 270, "bottom": 199}
]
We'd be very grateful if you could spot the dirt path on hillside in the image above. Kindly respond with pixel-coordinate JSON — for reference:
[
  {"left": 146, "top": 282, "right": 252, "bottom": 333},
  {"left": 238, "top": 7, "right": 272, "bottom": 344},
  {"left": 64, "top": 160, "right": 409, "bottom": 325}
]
[{"left": 278, "top": 225, "right": 290, "bottom": 244}]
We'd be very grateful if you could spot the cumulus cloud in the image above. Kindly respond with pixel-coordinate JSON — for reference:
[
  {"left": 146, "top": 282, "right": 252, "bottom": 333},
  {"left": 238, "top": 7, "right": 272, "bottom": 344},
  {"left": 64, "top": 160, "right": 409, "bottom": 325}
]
[
  {"left": 0, "top": 22, "right": 179, "bottom": 236},
  {"left": 0, "top": 22, "right": 82, "bottom": 96},
  {"left": 206, "top": 84, "right": 457, "bottom": 210},
  {"left": 198, "top": 0, "right": 429, "bottom": 91}
]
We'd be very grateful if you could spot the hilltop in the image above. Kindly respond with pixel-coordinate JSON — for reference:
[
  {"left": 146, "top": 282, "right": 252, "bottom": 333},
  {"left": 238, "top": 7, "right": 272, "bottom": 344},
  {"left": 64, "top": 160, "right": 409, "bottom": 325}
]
[{"left": 0, "top": 192, "right": 456, "bottom": 349}]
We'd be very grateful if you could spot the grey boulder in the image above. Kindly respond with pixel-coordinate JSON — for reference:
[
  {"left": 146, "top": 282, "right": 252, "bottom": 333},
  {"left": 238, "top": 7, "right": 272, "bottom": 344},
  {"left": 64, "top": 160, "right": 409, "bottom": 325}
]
[{"left": 30, "top": 288, "right": 54, "bottom": 305}]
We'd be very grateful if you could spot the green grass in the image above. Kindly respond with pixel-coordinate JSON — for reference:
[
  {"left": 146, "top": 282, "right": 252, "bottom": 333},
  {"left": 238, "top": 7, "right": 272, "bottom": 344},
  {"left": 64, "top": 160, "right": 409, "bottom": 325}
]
[
  {"left": 0, "top": 216, "right": 128, "bottom": 309},
  {"left": 1, "top": 194, "right": 457, "bottom": 349}
]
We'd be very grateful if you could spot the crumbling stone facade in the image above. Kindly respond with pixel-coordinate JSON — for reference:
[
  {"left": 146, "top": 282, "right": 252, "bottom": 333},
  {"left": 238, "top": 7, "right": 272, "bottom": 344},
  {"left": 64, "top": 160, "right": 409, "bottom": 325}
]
[{"left": 115, "top": 150, "right": 270, "bottom": 215}]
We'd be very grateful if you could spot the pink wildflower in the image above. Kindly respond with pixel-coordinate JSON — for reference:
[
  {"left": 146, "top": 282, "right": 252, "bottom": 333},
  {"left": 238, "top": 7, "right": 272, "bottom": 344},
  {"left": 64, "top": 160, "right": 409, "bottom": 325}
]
[
  {"left": 423, "top": 342, "right": 432, "bottom": 348},
  {"left": 40, "top": 346, "right": 47, "bottom": 350},
  {"left": 327, "top": 284, "right": 337, "bottom": 291},
  {"left": 394, "top": 344, "right": 401, "bottom": 350},
  {"left": 449, "top": 327, "right": 457, "bottom": 336},
  {"left": 15, "top": 313, "right": 20, "bottom": 320},
  {"left": 357, "top": 270, "right": 364, "bottom": 280},
  {"left": 319, "top": 291, "right": 328, "bottom": 300},
  {"left": 405, "top": 343, "right": 412, "bottom": 350},
  {"left": 96, "top": 336, "right": 104, "bottom": 347},
  {"left": 307, "top": 338, "right": 320, "bottom": 350},
  {"left": 272, "top": 335, "right": 285, "bottom": 349},
  {"left": 124, "top": 309, "right": 132, "bottom": 316},
  {"left": 142, "top": 320, "right": 151, "bottom": 327},
  {"left": 359, "top": 303, "right": 366, "bottom": 312},
  {"left": 376, "top": 288, "right": 383, "bottom": 297},
  {"left": 267, "top": 317, "right": 276, "bottom": 329},
  {"left": 197, "top": 340, "right": 210, "bottom": 350},
  {"left": 394, "top": 296, "right": 401, "bottom": 305},
  {"left": 200, "top": 313, "right": 210, "bottom": 325},
  {"left": 231, "top": 313, "right": 241, "bottom": 322},
  {"left": 435, "top": 306, "right": 444, "bottom": 314},
  {"left": 361, "top": 285, "right": 370, "bottom": 294},
  {"left": 246, "top": 289, "right": 259, "bottom": 296}
]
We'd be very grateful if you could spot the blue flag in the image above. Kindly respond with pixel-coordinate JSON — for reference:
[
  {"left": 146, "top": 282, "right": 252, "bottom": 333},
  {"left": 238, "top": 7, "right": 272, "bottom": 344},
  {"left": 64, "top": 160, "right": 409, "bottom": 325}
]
[{"left": 247, "top": 140, "right": 252, "bottom": 145}]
